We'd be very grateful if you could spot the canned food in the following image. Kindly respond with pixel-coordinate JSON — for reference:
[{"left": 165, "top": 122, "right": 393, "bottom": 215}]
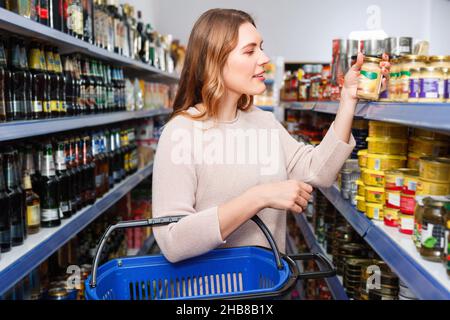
[
  {"left": 409, "top": 137, "right": 450, "bottom": 157},
  {"left": 384, "top": 207, "right": 400, "bottom": 227},
  {"left": 366, "top": 153, "right": 407, "bottom": 171},
  {"left": 342, "top": 159, "right": 360, "bottom": 171},
  {"left": 356, "top": 195, "right": 366, "bottom": 212},
  {"left": 403, "top": 171, "right": 420, "bottom": 194},
  {"left": 362, "top": 168, "right": 385, "bottom": 187},
  {"left": 365, "top": 186, "right": 386, "bottom": 204},
  {"left": 385, "top": 170, "right": 405, "bottom": 190},
  {"left": 417, "top": 179, "right": 450, "bottom": 196},
  {"left": 366, "top": 137, "right": 408, "bottom": 155},
  {"left": 386, "top": 189, "right": 401, "bottom": 209},
  {"left": 412, "top": 128, "right": 450, "bottom": 141},
  {"left": 419, "top": 157, "right": 450, "bottom": 183},
  {"left": 356, "top": 179, "right": 365, "bottom": 196},
  {"left": 400, "top": 192, "right": 416, "bottom": 215},
  {"left": 407, "top": 152, "right": 422, "bottom": 169},
  {"left": 399, "top": 213, "right": 415, "bottom": 235},
  {"left": 368, "top": 121, "right": 409, "bottom": 139},
  {"left": 365, "top": 202, "right": 384, "bottom": 220},
  {"left": 358, "top": 149, "right": 368, "bottom": 168}
]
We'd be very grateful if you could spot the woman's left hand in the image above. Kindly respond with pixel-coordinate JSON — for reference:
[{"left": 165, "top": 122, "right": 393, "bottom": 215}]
[{"left": 342, "top": 52, "right": 391, "bottom": 101}]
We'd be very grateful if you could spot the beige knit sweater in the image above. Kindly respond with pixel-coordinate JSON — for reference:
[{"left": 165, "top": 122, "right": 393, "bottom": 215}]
[{"left": 152, "top": 106, "right": 355, "bottom": 263}]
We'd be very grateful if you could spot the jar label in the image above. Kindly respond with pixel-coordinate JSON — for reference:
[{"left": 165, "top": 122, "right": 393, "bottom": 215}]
[
  {"left": 401, "top": 216, "right": 414, "bottom": 231},
  {"left": 419, "top": 78, "right": 442, "bottom": 98},
  {"left": 408, "top": 181, "right": 417, "bottom": 192},
  {"left": 400, "top": 195, "right": 416, "bottom": 214},
  {"left": 375, "top": 159, "right": 381, "bottom": 171},
  {"left": 41, "top": 209, "right": 59, "bottom": 222},
  {"left": 421, "top": 221, "right": 445, "bottom": 250},
  {"left": 27, "top": 204, "right": 41, "bottom": 226},
  {"left": 388, "top": 192, "right": 401, "bottom": 207},
  {"left": 446, "top": 79, "right": 450, "bottom": 99},
  {"left": 361, "top": 70, "right": 379, "bottom": 80},
  {"left": 409, "top": 79, "right": 420, "bottom": 98}
]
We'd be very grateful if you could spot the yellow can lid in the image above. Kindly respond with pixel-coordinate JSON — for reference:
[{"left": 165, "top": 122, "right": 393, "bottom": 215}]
[
  {"left": 355, "top": 195, "right": 366, "bottom": 201},
  {"left": 420, "top": 157, "right": 450, "bottom": 166},
  {"left": 367, "top": 153, "right": 407, "bottom": 160},
  {"left": 355, "top": 179, "right": 365, "bottom": 186},
  {"left": 369, "top": 121, "right": 406, "bottom": 128},
  {"left": 365, "top": 202, "right": 384, "bottom": 209},
  {"left": 366, "top": 137, "right": 408, "bottom": 143},
  {"left": 363, "top": 168, "right": 386, "bottom": 175},
  {"left": 358, "top": 149, "right": 368, "bottom": 156},
  {"left": 410, "top": 136, "right": 449, "bottom": 146},
  {"left": 384, "top": 207, "right": 400, "bottom": 214},
  {"left": 365, "top": 186, "right": 385, "bottom": 192}
]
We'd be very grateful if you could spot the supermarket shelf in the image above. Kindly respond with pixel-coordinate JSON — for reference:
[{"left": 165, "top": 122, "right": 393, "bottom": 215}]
[
  {"left": 0, "top": 108, "right": 172, "bottom": 142},
  {"left": 0, "top": 8, "right": 179, "bottom": 82},
  {"left": 318, "top": 184, "right": 450, "bottom": 300},
  {"left": 294, "top": 214, "right": 349, "bottom": 300},
  {"left": 286, "top": 101, "right": 450, "bottom": 132},
  {"left": 0, "top": 162, "right": 154, "bottom": 296}
]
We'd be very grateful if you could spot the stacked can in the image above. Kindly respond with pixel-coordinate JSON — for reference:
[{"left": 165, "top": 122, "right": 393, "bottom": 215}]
[
  {"left": 361, "top": 121, "right": 408, "bottom": 222},
  {"left": 340, "top": 159, "right": 360, "bottom": 206},
  {"left": 407, "top": 128, "right": 450, "bottom": 170}
]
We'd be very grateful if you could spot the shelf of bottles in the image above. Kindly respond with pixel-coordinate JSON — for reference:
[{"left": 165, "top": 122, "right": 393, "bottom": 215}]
[
  {"left": 0, "top": 1, "right": 181, "bottom": 81},
  {"left": 0, "top": 118, "right": 157, "bottom": 295}
]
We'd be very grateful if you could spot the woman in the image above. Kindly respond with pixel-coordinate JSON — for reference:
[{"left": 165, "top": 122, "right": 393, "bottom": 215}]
[{"left": 152, "top": 9, "right": 389, "bottom": 263}]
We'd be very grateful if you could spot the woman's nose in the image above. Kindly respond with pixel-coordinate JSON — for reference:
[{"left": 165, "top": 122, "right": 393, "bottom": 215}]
[{"left": 258, "top": 51, "right": 270, "bottom": 66}]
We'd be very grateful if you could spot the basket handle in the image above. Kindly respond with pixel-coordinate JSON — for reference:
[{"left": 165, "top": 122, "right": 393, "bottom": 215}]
[
  {"left": 287, "top": 252, "right": 336, "bottom": 279},
  {"left": 89, "top": 215, "right": 283, "bottom": 288}
]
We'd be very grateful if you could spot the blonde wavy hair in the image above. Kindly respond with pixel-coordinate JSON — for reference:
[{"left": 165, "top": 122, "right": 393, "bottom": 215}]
[{"left": 169, "top": 9, "right": 255, "bottom": 122}]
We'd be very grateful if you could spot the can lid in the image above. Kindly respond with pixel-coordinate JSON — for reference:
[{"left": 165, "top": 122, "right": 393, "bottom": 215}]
[
  {"left": 365, "top": 186, "right": 385, "bottom": 192},
  {"left": 365, "top": 202, "right": 383, "bottom": 209},
  {"left": 366, "top": 137, "right": 408, "bottom": 143},
  {"left": 367, "top": 153, "right": 407, "bottom": 160},
  {"left": 420, "top": 156, "right": 450, "bottom": 166},
  {"left": 419, "top": 66, "right": 444, "bottom": 72},
  {"left": 363, "top": 168, "right": 386, "bottom": 175},
  {"left": 357, "top": 149, "right": 368, "bottom": 156}
]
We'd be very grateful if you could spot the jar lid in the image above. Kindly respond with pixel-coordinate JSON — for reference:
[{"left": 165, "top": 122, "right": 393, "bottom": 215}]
[
  {"left": 355, "top": 195, "right": 365, "bottom": 201},
  {"left": 367, "top": 153, "right": 407, "bottom": 160},
  {"left": 364, "top": 56, "right": 381, "bottom": 63},
  {"left": 355, "top": 179, "right": 365, "bottom": 186},
  {"left": 369, "top": 121, "right": 405, "bottom": 127},
  {"left": 429, "top": 55, "right": 450, "bottom": 62},
  {"left": 419, "top": 66, "right": 444, "bottom": 72},
  {"left": 402, "top": 55, "right": 429, "bottom": 62},
  {"left": 411, "top": 136, "right": 449, "bottom": 146}
]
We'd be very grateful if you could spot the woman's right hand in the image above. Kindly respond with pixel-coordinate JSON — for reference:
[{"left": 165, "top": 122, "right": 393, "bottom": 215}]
[{"left": 248, "top": 180, "right": 313, "bottom": 213}]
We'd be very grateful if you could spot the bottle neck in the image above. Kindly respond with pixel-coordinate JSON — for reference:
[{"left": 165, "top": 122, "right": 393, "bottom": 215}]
[
  {"left": 23, "top": 173, "right": 33, "bottom": 191},
  {"left": 55, "top": 145, "right": 67, "bottom": 171},
  {"left": 24, "top": 151, "right": 36, "bottom": 175},
  {"left": 41, "top": 147, "right": 56, "bottom": 177},
  {"left": 4, "top": 154, "right": 17, "bottom": 189}
]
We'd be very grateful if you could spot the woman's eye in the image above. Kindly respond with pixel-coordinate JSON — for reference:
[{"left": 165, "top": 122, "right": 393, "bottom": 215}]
[{"left": 245, "top": 51, "right": 254, "bottom": 55}]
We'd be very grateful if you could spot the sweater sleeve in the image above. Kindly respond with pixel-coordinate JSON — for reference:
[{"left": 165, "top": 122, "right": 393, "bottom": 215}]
[
  {"left": 151, "top": 118, "right": 226, "bottom": 263},
  {"left": 274, "top": 115, "right": 356, "bottom": 187}
]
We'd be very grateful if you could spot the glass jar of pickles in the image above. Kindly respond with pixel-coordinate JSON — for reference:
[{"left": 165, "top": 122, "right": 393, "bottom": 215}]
[
  {"left": 428, "top": 56, "right": 450, "bottom": 102},
  {"left": 419, "top": 67, "right": 446, "bottom": 102},
  {"left": 357, "top": 57, "right": 382, "bottom": 100},
  {"left": 388, "top": 58, "right": 401, "bottom": 102},
  {"left": 420, "top": 197, "right": 449, "bottom": 262}
]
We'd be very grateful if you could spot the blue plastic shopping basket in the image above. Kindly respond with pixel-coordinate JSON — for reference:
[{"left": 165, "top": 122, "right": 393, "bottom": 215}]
[{"left": 85, "top": 215, "right": 335, "bottom": 300}]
